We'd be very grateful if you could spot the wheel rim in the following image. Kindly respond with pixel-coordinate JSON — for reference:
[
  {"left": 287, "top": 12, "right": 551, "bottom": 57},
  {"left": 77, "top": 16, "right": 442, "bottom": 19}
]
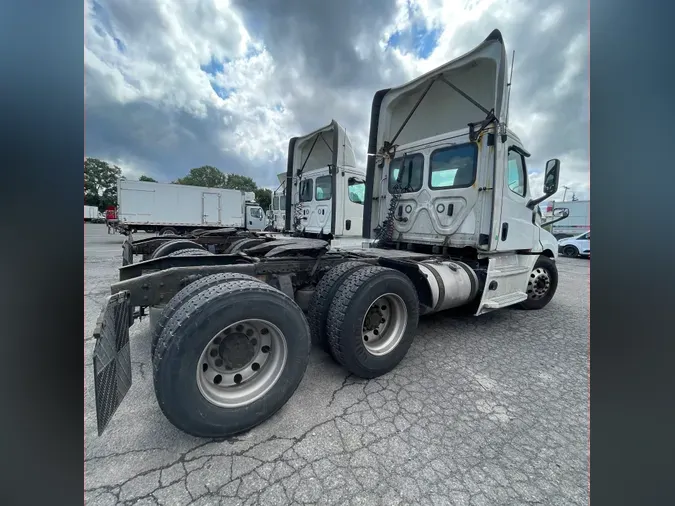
[
  {"left": 160, "top": 230, "right": 174, "bottom": 236},
  {"left": 196, "top": 319, "right": 288, "bottom": 408},
  {"left": 527, "top": 267, "right": 551, "bottom": 300},
  {"left": 361, "top": 293, "right": 407, "bottom": 356}
]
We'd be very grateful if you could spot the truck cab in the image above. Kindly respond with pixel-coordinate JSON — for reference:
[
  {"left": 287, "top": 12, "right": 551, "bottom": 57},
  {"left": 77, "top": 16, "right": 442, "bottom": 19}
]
[
  {"left": 243, "top": 192, "right": 266, "bottom": 231},
  {"left": 362, "top": 29, "right": 560, "bottom": 313},
  {"left": 285, "top": 121, "right": 367, "bottom": 239}
]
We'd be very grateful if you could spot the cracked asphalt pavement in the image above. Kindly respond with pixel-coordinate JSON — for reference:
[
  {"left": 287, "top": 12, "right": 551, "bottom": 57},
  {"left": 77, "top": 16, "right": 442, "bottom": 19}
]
[{"left": 84, "top": 224, "right": 589, "bottom": 505}]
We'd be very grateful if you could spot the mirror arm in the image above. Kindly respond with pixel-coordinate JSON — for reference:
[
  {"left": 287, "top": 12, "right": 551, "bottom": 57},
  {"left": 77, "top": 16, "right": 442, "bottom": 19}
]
[{"left": 527, "top": 194, "right": 548, "bottom": 210}]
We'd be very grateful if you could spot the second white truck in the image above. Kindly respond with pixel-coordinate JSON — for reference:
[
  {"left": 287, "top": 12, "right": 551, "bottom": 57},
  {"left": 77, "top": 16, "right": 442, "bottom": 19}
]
[
  {"left": 286, "top": 120, "right": 367, "bottom": 241},
  {"left": 114, "top": 179, "right": 267, "bottom": 236}
]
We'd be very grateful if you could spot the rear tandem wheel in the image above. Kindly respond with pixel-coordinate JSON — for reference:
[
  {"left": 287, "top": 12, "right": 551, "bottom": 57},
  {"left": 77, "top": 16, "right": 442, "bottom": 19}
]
[
  {"left": 326, "top": 266, "right": 420, "bottom": 379},
  {"left": 152, "top": 279, "right": 311, "bottom": 438}
]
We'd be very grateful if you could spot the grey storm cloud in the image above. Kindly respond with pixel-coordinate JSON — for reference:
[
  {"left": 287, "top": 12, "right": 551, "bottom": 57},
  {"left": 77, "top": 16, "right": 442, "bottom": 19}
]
[
  {"left": 231, "top": 0, "right": 406, "bottom": 89},
  {"left": 85, "top": 0, "right": 588, "bottom": 198}
]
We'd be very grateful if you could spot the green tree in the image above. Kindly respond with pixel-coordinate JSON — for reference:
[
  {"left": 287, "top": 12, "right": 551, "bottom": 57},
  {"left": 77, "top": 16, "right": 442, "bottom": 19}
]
[
  {"left": 254, "top": 188, "right": 273, "bottom": 211},
  {"left": 139, "top": 175, "right": 157, "bottom": 182},
  {"left": 174, "top": 165, "right": 227, "bottom": 188},
  {"left": 225, "top": 173, "right": 258, "bottom": 192},
  {"left": 84, "top": 157, "right": 122, "bottom": 210}
]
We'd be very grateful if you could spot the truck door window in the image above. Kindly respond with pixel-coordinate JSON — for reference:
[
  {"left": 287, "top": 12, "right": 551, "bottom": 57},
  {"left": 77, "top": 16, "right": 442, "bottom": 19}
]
[
  {"left": 348, "top": 177, "right": 365, "bottom": 204},
  {"left": 429, "top": 143, "right": 477, "bottom": 189},
  {"left": 299, "top": 179, "right": 313, "bottom": 202},
  {"left": 315, "top": 175, "right": 332, "bottom": 201},
  {"left": 250, "top": 207, "right": 262, "bottom": 219},
  {"left": 272, "top": 196, "right": 279, "bottom": 210},
  {"left": 507, "top": 149, "right": 527, "bottom": 197},
  {"left": 388, "top": 153, "right": 424, "bottom": 194}
]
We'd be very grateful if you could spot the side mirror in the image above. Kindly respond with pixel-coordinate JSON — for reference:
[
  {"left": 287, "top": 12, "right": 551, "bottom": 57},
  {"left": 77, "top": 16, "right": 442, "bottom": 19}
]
[
  {"left": 528, "top": 158, "right": 562, "bottom": 209},
  {"left": 543, "top": 159, "right": 560, "bottom": 196}
]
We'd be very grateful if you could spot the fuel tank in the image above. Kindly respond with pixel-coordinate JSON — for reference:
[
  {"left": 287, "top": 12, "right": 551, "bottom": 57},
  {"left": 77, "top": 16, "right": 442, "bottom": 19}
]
[{"left": 415, "top": 260, "right": 479, "bottom": 314}]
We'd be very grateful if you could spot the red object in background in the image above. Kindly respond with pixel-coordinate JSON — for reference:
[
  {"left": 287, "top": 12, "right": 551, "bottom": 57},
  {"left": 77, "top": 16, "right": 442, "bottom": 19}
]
[
  {"left": 105, "top": 206, "right": 117, "bottom": 220},
  {"left": 546, "top": 203, "right": 553, "bottom": 213}
]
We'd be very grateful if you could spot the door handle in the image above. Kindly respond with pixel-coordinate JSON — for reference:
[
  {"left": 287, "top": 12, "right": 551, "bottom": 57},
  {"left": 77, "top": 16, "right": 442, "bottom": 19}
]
[{"left": 501, "top": 223, "right": 509, "bottom": 240}]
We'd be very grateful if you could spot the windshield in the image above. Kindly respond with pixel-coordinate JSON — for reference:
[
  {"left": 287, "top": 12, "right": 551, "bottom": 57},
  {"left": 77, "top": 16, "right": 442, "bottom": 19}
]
[{"left": 348, "top": 177, "right": 365, "bottom": 204}]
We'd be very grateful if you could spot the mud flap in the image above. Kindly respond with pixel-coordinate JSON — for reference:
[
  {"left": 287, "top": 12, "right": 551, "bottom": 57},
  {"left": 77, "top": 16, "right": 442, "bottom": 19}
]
[
  {"left": 122, "top": 237, "right": 134, "bottom": 266},
  {"left": 92, "top": 290, "right": 132, "bottom": 435}
]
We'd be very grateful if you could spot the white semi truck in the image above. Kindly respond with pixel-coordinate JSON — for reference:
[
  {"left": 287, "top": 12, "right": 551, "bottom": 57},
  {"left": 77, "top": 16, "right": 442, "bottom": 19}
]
[
  {"left": 92, "top": 29, "right": 562, "bottom": 439},
  {"left": 124, "top": 121, "right": 368, "bottom": 259},
  {"left": 286, "top": 120, "right": 367, "bottom": 240},
  {"left": 114, "top": 179, "right": 267, "bottom": 236}
]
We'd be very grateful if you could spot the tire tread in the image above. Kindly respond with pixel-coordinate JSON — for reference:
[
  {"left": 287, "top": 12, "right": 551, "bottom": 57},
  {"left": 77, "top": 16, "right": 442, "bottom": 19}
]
[{"left": 306, "top": 261, "right": 369, "bottom": 350}]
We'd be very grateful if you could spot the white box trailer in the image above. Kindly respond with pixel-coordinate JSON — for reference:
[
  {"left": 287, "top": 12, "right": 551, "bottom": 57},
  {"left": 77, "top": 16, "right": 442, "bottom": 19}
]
[
  {"left": 116, "top": 179, "right": 266, "bottom": 236},
  {"left": 84, "top": 205, "right": 99, "bottom": 221},
  {"left": 549, "top": 200, "right": 590, "bottom": 238}
]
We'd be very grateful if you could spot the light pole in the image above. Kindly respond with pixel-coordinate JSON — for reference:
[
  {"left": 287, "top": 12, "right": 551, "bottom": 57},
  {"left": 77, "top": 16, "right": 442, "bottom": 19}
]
[{"left": 562, "top": 185, "right": 570, "bottom": 202}]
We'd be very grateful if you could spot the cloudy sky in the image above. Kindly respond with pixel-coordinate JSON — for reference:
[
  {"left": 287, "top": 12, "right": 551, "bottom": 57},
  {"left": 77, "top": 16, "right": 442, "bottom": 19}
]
[{"left": 85, "top": 0, "right": 589, "bottom": 201}]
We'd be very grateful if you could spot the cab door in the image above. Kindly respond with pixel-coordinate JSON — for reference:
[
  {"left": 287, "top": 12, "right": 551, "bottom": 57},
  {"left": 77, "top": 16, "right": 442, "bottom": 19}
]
[
  {"left": 496, "top": 145, "right": 536, "bottom": 251},
  {"left": 246, "top": 206, "right": 265, "bottom": 230},
  {"left": 311, "top": 174, "right": 332, "bottom": 235}
]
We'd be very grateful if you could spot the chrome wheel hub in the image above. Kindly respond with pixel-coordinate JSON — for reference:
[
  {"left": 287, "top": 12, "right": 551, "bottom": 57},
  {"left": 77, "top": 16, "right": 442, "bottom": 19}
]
[
  {"left": 361, "top": 293, "right": 407, "bottom": 356},
  {"left": 196, "top": 319, "right": 287, "bottom": 408},
  {"left": 527, "top": 267, "right": 551, "bottom": 300}
]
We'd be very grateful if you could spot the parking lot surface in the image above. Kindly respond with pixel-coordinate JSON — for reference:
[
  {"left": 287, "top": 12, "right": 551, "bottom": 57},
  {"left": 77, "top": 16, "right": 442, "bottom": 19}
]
[{"left": 84, "top": 223, "right": 589, "bottom": 506}]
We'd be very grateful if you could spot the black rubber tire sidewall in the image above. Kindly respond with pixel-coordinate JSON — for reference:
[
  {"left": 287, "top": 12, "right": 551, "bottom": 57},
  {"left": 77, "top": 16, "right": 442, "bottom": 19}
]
[
  {"left": 159, "top": 227, "right": 178, "bottom": 236},
  {"left": 517, "top": 255, "right": 559, "bottom": 310},
  {"left": 150, "top": 272, "right": 263, "bottom": 358},
  {"left": 306, "top": 261, "right": 369, "bottom": 353},
  {"left": 563, "top": 245, "right": 578, "bottom": 257},
  {"left": 151, "top": 240, "right": 205, "bottom": 259},
  {"left": 153, "top": 280, "right": 311, "bottom": 438},
  {"left": 327, "top": 267, "right": 419, "bottom": 379}
]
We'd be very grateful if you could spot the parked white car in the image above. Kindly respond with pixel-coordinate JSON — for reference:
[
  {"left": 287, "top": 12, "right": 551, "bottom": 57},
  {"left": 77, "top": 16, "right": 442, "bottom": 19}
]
[{"left": 558, "top": 231, "right": 590, "bottom": 258}]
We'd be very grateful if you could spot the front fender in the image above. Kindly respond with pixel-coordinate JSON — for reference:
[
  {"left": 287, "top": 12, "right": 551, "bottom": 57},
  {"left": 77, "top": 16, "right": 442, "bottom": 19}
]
[{"left": 539, "top": 228, "right": 559, "bottom": 260}]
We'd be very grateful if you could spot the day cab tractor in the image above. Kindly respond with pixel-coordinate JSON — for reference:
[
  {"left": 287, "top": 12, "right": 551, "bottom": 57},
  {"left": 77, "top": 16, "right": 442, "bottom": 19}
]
[
  {"left": 285, "top": 120, "right": 367, "bottom": 245},
  {"left": 91, "top": 29, "right": 562, "bottom": 439}
]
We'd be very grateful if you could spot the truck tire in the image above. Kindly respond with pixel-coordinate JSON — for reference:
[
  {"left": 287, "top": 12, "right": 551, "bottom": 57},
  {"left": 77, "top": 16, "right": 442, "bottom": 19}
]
[
  {"left": 159, "top": 227, "right": 178, "bottom": 236},
  {"left": 151, "top": 240, "right": 205, "bottom": 259},
  {"left": 150, "top": 272, "right": 264, "bottom": 358},
  {"left": 227, "top": 238, "right": 265, "bottom": 254},
  {"left": 152, "top": 279, "right": 311, "bottom": 438},
  {"left": 562, "top": 245, "right": 579, "bottom": 257},
  {"left": 326, "top": 266, "right": 419, "bottom": 379},
  {"left": 307, "top": 261, "right": 370, "bottom": 352},
  {"left": 167, "top": 248, "right": 212, "bottom": 257},
  {"left": 517, "top": 255, "right": 559, "bottom": 310}
]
